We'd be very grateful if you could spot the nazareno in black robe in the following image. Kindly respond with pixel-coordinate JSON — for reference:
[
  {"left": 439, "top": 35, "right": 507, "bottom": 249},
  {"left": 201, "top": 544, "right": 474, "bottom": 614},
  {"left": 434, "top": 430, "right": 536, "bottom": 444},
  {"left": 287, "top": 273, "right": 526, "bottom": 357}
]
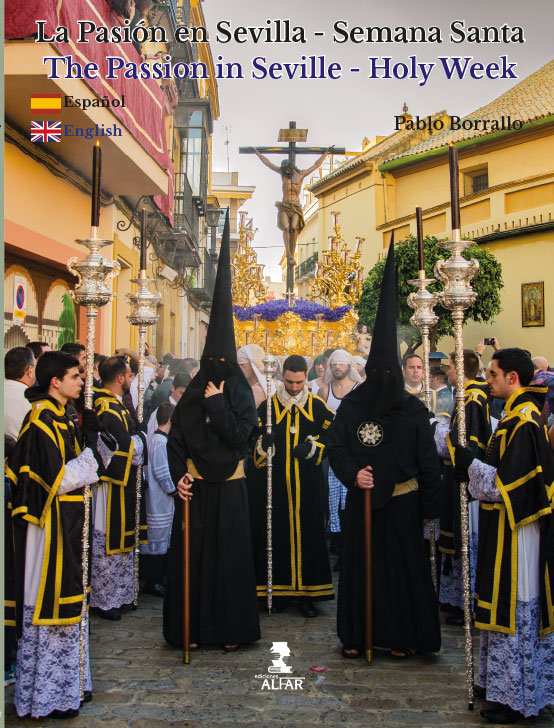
[
  {"left": 247, "top": 389, "right": 335, "bottom": 601},
  {"left": 163, "top": 365, "right": 260, "bottom": 647},
  {"left": 327, "top": 392, "right": 442, "bottom": 652}
]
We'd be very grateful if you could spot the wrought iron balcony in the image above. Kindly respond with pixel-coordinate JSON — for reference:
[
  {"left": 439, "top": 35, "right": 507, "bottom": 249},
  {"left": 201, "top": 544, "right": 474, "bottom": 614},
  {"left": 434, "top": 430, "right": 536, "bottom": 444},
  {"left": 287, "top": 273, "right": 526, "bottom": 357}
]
[
  {"left": 174, "top": 171, "right": 197, "bottom": 238},
  {"left": 296, "top": 252, "right": 318, "bottom": 281},
  {"left": 188, "top": 249, "right": 216, "bottom": 306},
  {"left": 152, "top": 0, "right": 178, "bottom": 31}
]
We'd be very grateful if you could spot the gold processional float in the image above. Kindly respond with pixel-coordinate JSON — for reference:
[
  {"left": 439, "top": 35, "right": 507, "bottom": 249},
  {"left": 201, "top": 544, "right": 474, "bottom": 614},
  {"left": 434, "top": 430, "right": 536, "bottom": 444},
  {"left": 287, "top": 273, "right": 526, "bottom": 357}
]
[{"left": 232, "top": 211, "right": 364, "bottom": 356}]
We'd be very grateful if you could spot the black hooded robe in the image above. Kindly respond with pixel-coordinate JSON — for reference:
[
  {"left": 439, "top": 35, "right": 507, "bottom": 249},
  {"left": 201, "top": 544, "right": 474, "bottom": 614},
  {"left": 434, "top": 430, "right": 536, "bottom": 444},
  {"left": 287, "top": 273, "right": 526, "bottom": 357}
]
[
  {"left": 163, "top": 376, "right": 261, "bottom": 647},
  {"left": 327, "top": 393, "right": 442, "bottom": 652},
  {"left": 163, "top": 210, "right": 260, "bottom": 648}
]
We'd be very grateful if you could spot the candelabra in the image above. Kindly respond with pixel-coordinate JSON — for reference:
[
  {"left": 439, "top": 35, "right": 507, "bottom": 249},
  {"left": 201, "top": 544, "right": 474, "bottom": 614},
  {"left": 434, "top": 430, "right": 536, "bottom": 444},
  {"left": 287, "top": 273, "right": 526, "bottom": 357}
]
[
  {"left": 126, "top": 267, "right": 161, "bottom": 606},
  {"left": 309, "top": 212, "right": 364, "bottom": 307},
  {"left": 435, "top": 230, "right": 479, "bottom": 711},
  {"left": 231, "top": 211, "right": 268, "bottom": 308},
  {"left": 407, "top": 273, "right": 440, "bottom": 592},
  {"left": 68, "top": 232, "right": 120, "bottom": 700}
]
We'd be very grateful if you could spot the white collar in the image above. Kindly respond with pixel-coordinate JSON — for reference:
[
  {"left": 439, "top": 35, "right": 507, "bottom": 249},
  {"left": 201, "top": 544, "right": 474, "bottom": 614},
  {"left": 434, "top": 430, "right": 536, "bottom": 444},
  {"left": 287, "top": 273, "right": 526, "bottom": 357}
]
[{"left": 276, "top": 384, "right": 309, "bottom": 411}]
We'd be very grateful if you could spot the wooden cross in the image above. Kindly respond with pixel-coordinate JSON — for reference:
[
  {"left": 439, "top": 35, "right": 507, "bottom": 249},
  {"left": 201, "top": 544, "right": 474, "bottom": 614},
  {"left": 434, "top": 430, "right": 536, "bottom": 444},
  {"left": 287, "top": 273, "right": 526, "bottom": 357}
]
[{"left": 240, "top": 121, "right": 345, "bottom": 167}]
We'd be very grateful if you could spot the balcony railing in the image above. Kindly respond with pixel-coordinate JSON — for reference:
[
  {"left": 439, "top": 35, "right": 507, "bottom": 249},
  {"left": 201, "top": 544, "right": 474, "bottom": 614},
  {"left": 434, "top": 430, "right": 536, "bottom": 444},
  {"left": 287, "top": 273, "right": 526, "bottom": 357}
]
[
  {"left": 296, "top": 252, "right": 318, "bottom": 281},
  {"left": 189, "top": 249, "right": 216, "bottom": 306},
  {"left": 174, "top": 172, "right": 197, "bottom": 238},
  {"left": 153, "top": 0, "right": 178, "bottom": 30}
]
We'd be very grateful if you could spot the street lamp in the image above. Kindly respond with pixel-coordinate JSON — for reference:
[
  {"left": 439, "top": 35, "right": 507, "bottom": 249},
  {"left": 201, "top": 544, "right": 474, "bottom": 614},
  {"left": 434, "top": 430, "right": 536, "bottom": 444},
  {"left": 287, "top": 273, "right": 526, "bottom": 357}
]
[{"left": 205, "top": 205, "right": 223, "bottom": 256}]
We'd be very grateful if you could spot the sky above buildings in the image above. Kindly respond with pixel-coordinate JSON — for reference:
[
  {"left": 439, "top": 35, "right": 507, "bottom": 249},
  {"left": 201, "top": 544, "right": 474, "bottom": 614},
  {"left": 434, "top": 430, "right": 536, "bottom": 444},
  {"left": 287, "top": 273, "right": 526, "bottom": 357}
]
[{"left": 203, "top": 0, "right": 552, "bottom": 279}]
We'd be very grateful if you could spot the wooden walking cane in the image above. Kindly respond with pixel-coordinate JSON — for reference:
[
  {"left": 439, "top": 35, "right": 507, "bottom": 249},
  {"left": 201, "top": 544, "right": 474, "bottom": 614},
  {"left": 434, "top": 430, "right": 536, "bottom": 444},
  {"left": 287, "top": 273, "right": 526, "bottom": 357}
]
[
  {"left": 182, "top": 494, "right": 190, "bottom": 664},
  {"left": 364, "top": 488, "right": 373, "bottom": 663}
]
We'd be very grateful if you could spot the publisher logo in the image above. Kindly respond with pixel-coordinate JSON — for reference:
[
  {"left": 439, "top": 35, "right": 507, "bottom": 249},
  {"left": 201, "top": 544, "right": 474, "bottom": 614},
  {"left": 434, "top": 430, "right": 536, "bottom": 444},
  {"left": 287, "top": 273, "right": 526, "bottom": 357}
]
[{"left": 254, "top": 642, "right": 305, "bottom": 691}]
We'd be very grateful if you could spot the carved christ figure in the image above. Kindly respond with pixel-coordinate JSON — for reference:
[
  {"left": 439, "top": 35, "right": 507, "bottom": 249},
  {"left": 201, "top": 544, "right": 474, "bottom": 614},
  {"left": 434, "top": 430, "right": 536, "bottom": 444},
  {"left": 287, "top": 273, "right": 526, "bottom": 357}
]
[{"left": 253, "top": 148, "right": 331, "bottom": 268}]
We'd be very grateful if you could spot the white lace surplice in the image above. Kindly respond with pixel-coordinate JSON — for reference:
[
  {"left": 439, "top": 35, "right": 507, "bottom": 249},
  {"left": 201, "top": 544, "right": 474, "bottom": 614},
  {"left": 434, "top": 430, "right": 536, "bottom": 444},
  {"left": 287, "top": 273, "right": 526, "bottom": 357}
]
[
  {"left": 15, "top": 447, "right": 97, "bottom": 718},
  {"left": 469, "top": 458, "right": 554, "bottom": 716}
]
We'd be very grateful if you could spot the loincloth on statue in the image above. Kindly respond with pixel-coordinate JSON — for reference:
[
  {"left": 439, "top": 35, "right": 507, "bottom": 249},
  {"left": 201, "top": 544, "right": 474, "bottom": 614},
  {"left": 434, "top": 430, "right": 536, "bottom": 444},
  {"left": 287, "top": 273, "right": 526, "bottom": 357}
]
[{"left": 275, "top": 201, "right": 305, "bottom": 233}]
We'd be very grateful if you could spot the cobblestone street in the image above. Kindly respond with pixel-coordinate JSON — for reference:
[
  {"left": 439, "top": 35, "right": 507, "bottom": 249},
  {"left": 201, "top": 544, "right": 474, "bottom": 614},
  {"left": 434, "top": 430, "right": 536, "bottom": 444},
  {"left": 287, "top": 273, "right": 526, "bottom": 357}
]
[{"left": 5, "top": 571, "right": 554, "bottom": 728}]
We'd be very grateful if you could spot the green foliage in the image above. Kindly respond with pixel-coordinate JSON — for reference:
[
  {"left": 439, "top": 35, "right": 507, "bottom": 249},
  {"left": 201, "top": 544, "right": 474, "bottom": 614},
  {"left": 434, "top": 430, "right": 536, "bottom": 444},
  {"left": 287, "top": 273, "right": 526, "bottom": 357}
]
[
  {"left": 355, "top": 235, "right": 504, "bottom": 353},
  {"left": 56, "top": 293, "right": 76, "bottom": 348}
]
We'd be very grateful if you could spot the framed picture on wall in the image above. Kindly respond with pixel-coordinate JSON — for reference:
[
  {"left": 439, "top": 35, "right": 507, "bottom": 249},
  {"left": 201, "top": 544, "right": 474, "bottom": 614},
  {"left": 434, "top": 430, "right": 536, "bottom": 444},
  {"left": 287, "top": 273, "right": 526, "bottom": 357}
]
[{"left": 521, "top": 282, "right": 545, "bottom": 327}]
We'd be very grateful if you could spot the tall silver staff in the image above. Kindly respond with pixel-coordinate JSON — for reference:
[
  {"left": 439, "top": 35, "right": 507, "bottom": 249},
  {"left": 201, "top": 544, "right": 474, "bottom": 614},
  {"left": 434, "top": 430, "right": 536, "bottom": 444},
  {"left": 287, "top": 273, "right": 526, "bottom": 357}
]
[
  {"left": 407, "top": 206, "right": 440, "bottom": 592},
  {"left": 126, "top": 208, "right": 161, "bottom": 606},
  {"left": 434, "top": 144, "right": 479, "bottom": 711},
  {"left": 262, "top": 354, "right": 276, "bottom": 613},
  {"left": 67, "top": 142, "right": 120, "bottom": 700}
]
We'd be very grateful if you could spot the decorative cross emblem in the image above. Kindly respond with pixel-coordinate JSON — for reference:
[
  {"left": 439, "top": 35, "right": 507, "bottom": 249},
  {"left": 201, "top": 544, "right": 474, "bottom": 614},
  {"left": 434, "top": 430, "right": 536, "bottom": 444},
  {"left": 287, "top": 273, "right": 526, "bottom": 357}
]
[{"left": 357, "top": 421, "right": 384, "bottom": 447}]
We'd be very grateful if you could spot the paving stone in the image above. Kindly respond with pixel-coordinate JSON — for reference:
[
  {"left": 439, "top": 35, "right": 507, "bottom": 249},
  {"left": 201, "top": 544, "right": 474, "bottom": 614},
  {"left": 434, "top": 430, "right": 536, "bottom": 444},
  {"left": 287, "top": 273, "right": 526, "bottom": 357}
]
[{"left": 5, "top": 565, "right": 554, "bottom": 727}]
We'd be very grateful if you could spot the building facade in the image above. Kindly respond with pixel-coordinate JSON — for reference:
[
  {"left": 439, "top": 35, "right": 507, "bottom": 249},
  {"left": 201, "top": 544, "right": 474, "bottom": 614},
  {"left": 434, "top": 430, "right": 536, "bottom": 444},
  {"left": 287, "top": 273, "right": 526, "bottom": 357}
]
[
  {"left": 298, "top": 61, "right": 554, "bottom": 361},
  {"left": 5, "top": 0, "right": 220, "bottom": 360}
]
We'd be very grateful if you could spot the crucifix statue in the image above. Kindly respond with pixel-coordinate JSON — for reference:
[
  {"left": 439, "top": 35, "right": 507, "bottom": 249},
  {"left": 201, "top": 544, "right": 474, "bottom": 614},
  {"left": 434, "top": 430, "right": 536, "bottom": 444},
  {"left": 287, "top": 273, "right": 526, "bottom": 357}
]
[{"left": 240, "top": 122, "right": 345, "bottom": 297}]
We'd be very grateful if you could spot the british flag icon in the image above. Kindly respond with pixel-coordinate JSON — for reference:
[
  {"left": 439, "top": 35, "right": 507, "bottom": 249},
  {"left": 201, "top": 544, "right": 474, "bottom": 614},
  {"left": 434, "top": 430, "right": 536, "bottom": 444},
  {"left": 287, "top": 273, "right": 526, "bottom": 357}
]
[{"left": 31, "top": 120, "right": 62, "bottom": 142}]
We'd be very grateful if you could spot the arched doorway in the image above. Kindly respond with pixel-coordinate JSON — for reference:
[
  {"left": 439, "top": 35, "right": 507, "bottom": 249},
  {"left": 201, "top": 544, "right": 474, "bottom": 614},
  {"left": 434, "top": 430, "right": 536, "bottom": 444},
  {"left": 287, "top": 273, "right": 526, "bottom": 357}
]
[{"left": 4, "top": 324, "right": 30, "bottom": 350}]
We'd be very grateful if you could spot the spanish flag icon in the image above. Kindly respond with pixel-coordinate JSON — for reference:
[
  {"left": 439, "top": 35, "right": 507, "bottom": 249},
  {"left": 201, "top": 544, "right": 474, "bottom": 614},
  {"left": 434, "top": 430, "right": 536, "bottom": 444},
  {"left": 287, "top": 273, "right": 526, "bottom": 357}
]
[{"left": 30, "top": 94, "right": 62, "bottom": 114}]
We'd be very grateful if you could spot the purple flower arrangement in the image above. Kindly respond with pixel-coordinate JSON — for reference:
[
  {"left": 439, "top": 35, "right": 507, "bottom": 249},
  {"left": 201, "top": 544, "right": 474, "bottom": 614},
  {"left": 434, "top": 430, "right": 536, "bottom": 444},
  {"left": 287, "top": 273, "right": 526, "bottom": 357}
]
[{"left": 233, "top": 299, "right": 351, "bottom": 322}]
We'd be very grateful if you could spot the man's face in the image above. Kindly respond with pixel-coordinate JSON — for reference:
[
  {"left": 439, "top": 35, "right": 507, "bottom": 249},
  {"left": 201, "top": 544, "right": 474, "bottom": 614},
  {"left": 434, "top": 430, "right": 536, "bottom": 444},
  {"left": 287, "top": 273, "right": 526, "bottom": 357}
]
[
  {"left": 331, "top": 362, "right": 350, "bottom": 381},
  {"left": 40, "top": 344, "right": 51, "bottom": 356},
  {"left": 77, "top": 350, "right": 86, "bottom": 372},
  {"left": 487, "top": 359, "right": 513, "bottom": 400},
  {"left": 283, "top": 369, "right": 307, "bottom": 396},
  {"left": 172, "top": 386, "right": 186, "bottom": 404},
  {"left": 54, "top": 366, "right": 83, "bottom": 402},
  {"left": 156, "top": 364, "right": 167, "bottom": 383},
  {"left": 120, "top": 364, "right": 134, "bottom": 395},
  {"left": 403, "top": 357, "right": 423, "bottom": 387},
  {"left": 25, "top": 357, "right": 37, "bottom": 386}
]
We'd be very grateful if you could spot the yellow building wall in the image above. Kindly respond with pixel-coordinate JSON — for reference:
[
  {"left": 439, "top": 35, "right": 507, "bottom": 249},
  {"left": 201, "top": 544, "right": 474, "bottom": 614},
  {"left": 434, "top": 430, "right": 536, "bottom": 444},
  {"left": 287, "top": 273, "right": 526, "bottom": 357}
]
[
  {"left": 505, "top": 182, "right": 554, "bottom": 214},
  {"left": 436, "top": 231, "right": 554, "bottom": 362},
  {"left": 5, "top": 142, "right": 189, "bottom": 359}
]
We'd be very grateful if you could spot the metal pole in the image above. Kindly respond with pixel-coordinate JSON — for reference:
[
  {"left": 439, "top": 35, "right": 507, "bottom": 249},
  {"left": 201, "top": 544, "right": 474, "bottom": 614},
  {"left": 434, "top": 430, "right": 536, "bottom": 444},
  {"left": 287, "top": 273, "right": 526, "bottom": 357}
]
[
  {"left": 421, "top": 322, "right": 438, "bottom": 593},
  {"left": 68, "top": 232, "right": 120, "bottom": 702},
  {"left": 78, "top": 305, "right": 96, "bottom": 698},
  {"left": 263, "top": 355, "right": 275, "bottom": 613},
  {"left": 407, "top": 274, "right": 440, "bottom": 593},
  {"left": 133, "top": 321, "right": 147, "bottom": 606},
  {"left": 435, "top": 231, "right": 479, "bottom": 711},
  {"left": 126, "top": 269, "right": 161, "bottom": 609}
]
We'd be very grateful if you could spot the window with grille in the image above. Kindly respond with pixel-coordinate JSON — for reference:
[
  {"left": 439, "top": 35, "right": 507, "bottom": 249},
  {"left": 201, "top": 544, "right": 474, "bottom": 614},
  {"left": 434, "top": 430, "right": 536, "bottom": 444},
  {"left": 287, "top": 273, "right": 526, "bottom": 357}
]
[{"left": 472, "top": 173, "right": 489, "bottom": 193}]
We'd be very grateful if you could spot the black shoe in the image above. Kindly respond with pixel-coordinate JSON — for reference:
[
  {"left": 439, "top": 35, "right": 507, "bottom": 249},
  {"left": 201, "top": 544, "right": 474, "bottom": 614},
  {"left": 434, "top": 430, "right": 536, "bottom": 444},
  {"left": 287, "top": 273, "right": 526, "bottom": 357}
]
[
  {"left": 142, "top": 582, "right": 165, "bottom": 598},
  {"left": 93, "top": 607, "right": 121, "bottom": 621},
  {"left": 46, "top": 708, "right": 80, "bottom": 719},
  {"left": 80, "top": 690, "right": 93, "bottom": 706},
  {"left": 446, "top": 613, "right": 465, "bottom": 627},
  {"left": 298, "top": 601, "right": 317, "bottom": 618},
  {"left": 480, "top": 705, "right": 523, "bottom": 724}
]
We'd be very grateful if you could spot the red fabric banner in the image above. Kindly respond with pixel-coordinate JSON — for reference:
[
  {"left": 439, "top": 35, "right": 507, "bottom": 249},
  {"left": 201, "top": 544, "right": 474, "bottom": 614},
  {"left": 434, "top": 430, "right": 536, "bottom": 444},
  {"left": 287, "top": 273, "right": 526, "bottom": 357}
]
[{"left": 6, "top": 0, "right": 174, "bottom": 221}]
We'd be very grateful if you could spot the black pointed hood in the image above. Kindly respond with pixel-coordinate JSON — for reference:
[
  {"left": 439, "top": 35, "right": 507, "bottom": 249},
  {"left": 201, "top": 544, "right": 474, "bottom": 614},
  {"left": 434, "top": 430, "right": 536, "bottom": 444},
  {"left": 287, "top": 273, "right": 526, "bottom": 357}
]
[
  {"left": 342, "top": 232, "right": 404, "bottom": 418},
  {"left": 365, "top": 233, "right": 401, "bottom": 377},
  {"left": 167, "top": 208, "right": 258, "bottom": 482},
  {"left": 202, "top": 209, "right": 237, "bottom": 363}
]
